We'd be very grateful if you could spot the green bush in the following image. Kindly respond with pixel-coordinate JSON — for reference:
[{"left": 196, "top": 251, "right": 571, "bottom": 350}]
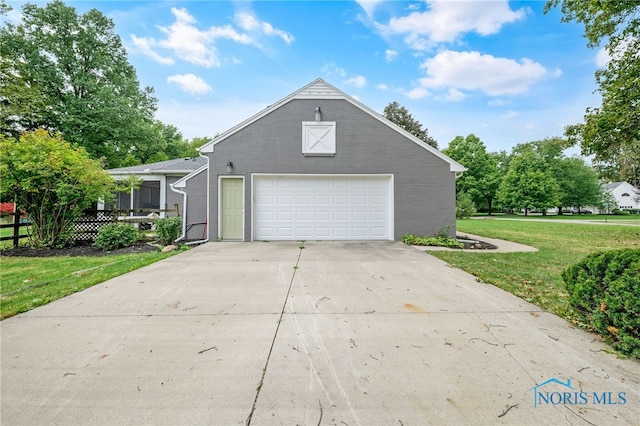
[
  {"left": 611, "top": 208, "right": 630, "bottom": 215},
  {"left": 401, "top": 233, "right": 464, "bottom": 249},
  {"left": 156, "top": 216, "right": 182, "bottom": 245},
  {"left": 94, "top": 223, "right": 140, "bottom": 251},
  {"left": 562, "top": 249, "right": 640, "bottom": 358},
  {"left": 456, "top": 191, "right": 476, "bottom": 219}
]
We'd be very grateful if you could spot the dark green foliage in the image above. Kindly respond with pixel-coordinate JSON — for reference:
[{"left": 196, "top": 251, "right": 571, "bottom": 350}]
[
  {"left": 383, "top": 101, "right": 438, "bottom": 148},
  {"left": 444, "top": 134, "right": 500, "bottom": 215},
  {"left": 562, "top": 249, "right": 640, "bottom": 358},
  {"left": 94, "top": 223, "right": 140, "bottom": 251},
  {"left": 156, "top": 216, "right": 182, "bottom": 245}
]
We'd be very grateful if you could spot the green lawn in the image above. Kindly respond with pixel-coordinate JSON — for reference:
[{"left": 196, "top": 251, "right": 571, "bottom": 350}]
[
  {"left": 0, "top": 250, "right": 178, "bottom": 319},
  {"left": 474, "top": 213, "right": 640, "bottom": 222},
  {"left": 429, "top": 219, "right": 640, "bottom": 321}
]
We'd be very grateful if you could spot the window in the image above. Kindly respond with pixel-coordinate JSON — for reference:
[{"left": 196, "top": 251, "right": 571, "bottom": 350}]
[{"left": 621, "top": 192, "right": 630, "bottom": 197}]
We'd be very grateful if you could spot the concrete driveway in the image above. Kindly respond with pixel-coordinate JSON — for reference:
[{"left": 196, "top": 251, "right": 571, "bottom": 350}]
[{"left": 1, "top": 241, "right": 638, "bottom": 425}]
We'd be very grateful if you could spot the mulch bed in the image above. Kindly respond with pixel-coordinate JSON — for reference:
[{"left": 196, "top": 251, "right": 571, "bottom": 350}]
[
  {"left": 1, "top": 237, "right": 499, "bottom": 257},
  {"left": 0, "top": 242, "right": 159, "bottom": 258},
  {"left": 457, "top": 237, "right": 498, "bottom": 250}
]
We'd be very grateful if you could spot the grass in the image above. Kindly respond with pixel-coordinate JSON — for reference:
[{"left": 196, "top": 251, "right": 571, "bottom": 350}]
[
  {"left": 0, "top": 250, "right": 178, "bottom": 319},
  {"left": 474, "top": 213, "right": 640, "bottom": 222},
  {"left": 429, "top": 219, "right": 640, "bottom": 321}
]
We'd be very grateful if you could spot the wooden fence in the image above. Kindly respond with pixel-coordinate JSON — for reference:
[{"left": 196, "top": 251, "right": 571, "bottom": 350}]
[
  {"left": 0, "top": 212, "right": 30, "bottom": 248},
  {"left": 0, "top": 205, "right": 180, "bottom": 246}
]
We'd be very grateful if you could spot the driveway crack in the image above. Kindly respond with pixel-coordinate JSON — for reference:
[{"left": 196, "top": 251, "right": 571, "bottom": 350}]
[{"left": 245, "top": 244, "right": 303, "bottom": 425}]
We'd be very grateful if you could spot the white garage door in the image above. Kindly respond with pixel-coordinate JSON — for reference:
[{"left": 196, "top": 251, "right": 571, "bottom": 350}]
[{"left": 254, "top": 175, "right": 392, "bottom": 241}]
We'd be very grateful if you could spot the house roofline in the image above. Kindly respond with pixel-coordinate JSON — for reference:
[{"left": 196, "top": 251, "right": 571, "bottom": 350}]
[
  {"left": 199, "top": 78, "right": 466, "bottom": 173},
  {"left": 171, "top": 164, "right": 209, "bottom": 189},
  {"left": 108, "top": 170, "right": 196, "bottom": 176}
]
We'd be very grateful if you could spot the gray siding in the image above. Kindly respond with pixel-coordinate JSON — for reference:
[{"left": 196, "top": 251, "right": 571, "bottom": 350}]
[
  {"left": 181, "top": 168, "right": 208, "bottom": 241},
  {"left": 165, "top": 176, "right": 183, "bottom": 215},
  {"left": 207, "top": 99, "right": 456, "bottom": 241}
]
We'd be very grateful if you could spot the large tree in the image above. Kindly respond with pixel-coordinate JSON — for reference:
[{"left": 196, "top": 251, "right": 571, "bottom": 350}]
[
  {"left": 0, "top": 0, "right": 157, "bottom": 167},
  {"left": 545, "top": 0, "right": 640, "bottom": 184},
  {"left": 383, "top": 101, "right": 438, "bottom": 148},
  {"left": 498, "top": 149, "right": 560, "bottom": 215},
  {"left": 444, "top": 134, "right": 500, "bottom": 214},
  {"left": 512, "top": 138, "right": 602, "bottom": 214},
  {"left": 558, "top": 157, "right": 603, "bottom": 211}
]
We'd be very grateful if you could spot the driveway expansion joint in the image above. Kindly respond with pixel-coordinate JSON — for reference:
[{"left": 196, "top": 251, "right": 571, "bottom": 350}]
[{"left": 245, "top": 245, "right": 304, "bottom": 425}]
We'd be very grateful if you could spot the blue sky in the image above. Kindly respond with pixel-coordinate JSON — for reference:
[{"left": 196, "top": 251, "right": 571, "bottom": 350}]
[{"left": 7, "top": 1, "right": 607, "bottom": 153}]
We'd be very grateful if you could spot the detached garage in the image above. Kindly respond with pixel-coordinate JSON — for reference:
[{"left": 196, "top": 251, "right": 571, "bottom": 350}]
[{"left": 174, "top": 78, "right": 465, "bottom": 242}]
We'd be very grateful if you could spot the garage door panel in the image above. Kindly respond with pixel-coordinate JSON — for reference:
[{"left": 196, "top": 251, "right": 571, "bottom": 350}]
[
  {"left": 371, "top": 211, "right": 386, "bottom": 221},
  {"left": 254, "top": 176, "right": 391, "bottom": 240},
  {"left": 352, "top": 211, "right": 369, "bottom": 221},
  {"left": 277, "top": 211, "right": 293, "bottom": 221}
]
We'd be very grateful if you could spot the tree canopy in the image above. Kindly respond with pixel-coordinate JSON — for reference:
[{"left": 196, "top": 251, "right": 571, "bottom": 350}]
[
  {"left": 506, "top": 138, "right": 602, "bottom": 214},
  {"left": 545, "top": 0, "right": 640, "bottom": 184},
  {"left": 498, "top": 148, "right": 560, "bottom": 215},
  {"left": 444, "top": 134, "right": 500, "bottom": 214},
  {"left": 0, "top": 0, "right": 161, "bottom": 167},
  {"left": 383, "top": 101, "right": 438, "bottom": 148}
]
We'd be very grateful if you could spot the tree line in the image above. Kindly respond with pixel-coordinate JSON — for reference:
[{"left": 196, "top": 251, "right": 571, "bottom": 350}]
[
  {"left": 444, "top": 135, "right": 605, "bottom": 216},
  {"left": 0, "top": 0, "right": 206, "bottom": 169}
]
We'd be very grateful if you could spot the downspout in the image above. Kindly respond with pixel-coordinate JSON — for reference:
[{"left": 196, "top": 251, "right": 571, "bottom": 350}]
[
  {"left": 169, "top": 152, "right": 210, "bottom": 246},
  {"left": 170, "top": 183, "right": 188, "bottom": 243}
]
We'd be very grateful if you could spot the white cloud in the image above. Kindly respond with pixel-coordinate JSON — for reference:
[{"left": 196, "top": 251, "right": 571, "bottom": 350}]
[
  {"left": 131, "top": 7, "right": 291, "bottom": 67},
  {"left": 376, "top": 83, "right": 389, "bottom": 90},
  {"left": 502, "top": 110, "right": 518, "bottom": 119},
  {"left": 345, "top": 75, "right": 367, "bottom": 88},
  {"left": 488, "top": 99, "right": 512, "bottom": 107},
  {"left": 167, "top": 74, "right": 212, "bottom": 95},
  {"left": 322, "top": 63, "right": 347, "bottom": 78},
  {"left": 405, "top": 86, "right": 430, "bottom": 100},
  {"left": 385, "top": 49, "right": 398, "bottom": 62},
  {"left": 443, "top": 88, "right": 465, "bottom": 102},
  {"left": 355, "top": 0, "right": 385, "bottom": 18},
  {"left": 131, "top": 35, "right": 175, "bottom": 65},
  {"left": 234, "top": 11, "right": 294, "bottom": 44},
  {"left": 376, "top": 0, "right": 527, "bottom": 50},
  {"left": 417, "top": 50, "right": 557, "bottom": 96}
]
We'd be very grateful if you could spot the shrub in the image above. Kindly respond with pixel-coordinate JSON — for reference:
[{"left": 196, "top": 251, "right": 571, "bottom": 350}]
[
  {"left": 0, "top": 130, "right": 116, "bottom": 248},
  {"left": 456, "top": 191, "right": 476, "bottom": 219},
  {"left": 94, "top": 223, "right": 140, "bottom": 251},
  {"left": 562, "top": 249, "right": 640, "bottom": 358},
  {"left": 611, "top": 208, "right": 630, "bottom": 215},
  {"left": 156, "top": 216, "right": 182, "bottom": 245},
  {"left": 401, "top": 233, "right": 464, "bottom": 249}
]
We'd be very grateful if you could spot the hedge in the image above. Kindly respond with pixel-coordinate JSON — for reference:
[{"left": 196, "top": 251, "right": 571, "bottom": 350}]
[{"left": 562, "top": 248, "right": 640, "bottom": 358}]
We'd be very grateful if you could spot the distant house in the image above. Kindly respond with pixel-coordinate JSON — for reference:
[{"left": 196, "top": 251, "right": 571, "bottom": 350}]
[
  {"left": 601, "top": 181, "right": 640, "bottom": 212},
  {"left": 106, "top": 157, "right": 207, "bottom": 217},
  {"left": 170, "top": 78, "right": 465, "bottom": 243}
]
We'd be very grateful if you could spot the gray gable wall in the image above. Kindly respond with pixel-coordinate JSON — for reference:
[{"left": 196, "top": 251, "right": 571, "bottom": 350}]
[{"left": 206, "top": 98, "right": 456, "bottom": 240}]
